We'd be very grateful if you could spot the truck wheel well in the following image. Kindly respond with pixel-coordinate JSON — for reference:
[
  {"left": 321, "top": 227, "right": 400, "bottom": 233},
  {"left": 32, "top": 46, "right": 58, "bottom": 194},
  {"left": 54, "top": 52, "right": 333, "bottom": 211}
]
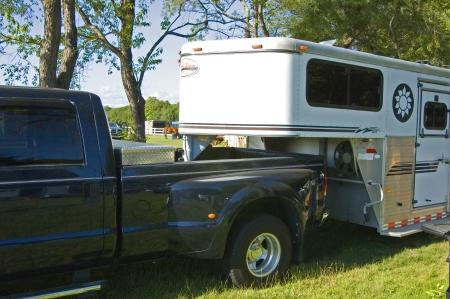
[{"left": 225, "top": 197, "right": 301, "bottom": 257}]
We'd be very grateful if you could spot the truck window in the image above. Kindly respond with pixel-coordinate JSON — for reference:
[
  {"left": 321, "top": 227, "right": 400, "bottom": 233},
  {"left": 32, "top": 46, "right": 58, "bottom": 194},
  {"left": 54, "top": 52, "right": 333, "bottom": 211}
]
[
  {"left": 424, "top": 101, "right": 447, "bottom": 130},
  {"left": 0, "top": 103, "right": 84, "bottom": 166},
  {"left": 306, "top": 59, "right": 383, "bottom": 111}
]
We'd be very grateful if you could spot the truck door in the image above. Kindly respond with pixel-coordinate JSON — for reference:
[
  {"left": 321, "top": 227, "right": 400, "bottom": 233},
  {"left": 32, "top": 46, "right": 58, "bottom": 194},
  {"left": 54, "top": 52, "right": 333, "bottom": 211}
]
[
  {"left": 0, "top": 96, "right": 105, "bottom": 275},
  {"left": 414, "top": 84, "right": 450, "bottom": 208}
]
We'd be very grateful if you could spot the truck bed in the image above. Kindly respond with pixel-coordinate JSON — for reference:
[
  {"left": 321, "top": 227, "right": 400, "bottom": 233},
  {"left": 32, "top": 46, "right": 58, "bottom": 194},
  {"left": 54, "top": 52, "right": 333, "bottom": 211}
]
[{"left": 114, "top": 146, "right": 323, "bottom": 257}]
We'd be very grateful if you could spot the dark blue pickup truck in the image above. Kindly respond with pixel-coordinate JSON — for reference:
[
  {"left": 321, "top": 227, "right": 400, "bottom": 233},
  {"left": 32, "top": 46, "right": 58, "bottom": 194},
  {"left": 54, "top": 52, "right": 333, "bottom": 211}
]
[{"left": 0, "top": 86, "right": 324, "bottom": 292}]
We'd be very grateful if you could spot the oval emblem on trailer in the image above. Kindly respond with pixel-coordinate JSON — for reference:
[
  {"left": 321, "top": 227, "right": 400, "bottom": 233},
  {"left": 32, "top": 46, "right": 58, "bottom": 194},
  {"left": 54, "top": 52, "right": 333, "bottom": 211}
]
[
  {"left": 180, "top": 58, "right": 199, "bottom": 77},
  {"left": 392, "top": 84, "right": 414, "bottom": 123}
]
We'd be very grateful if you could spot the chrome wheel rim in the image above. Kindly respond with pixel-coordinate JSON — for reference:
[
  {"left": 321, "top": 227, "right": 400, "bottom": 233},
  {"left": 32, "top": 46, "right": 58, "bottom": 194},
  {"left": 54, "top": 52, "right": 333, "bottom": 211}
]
[{"left": 246, "top": 233, "right": 281, "bottom": 277}]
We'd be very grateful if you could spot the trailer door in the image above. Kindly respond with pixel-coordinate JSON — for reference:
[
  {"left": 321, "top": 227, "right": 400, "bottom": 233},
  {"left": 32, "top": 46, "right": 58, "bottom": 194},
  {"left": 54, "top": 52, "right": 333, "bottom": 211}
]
[{"left": 414, "top": 87, "right": 450, "bottom": 208}]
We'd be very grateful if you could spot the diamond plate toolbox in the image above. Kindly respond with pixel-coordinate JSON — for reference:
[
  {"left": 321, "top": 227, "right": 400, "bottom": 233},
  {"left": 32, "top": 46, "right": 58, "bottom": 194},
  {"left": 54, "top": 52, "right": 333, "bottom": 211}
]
[{"left": 112, "top": 139, "right": 176, "bottom": 166}]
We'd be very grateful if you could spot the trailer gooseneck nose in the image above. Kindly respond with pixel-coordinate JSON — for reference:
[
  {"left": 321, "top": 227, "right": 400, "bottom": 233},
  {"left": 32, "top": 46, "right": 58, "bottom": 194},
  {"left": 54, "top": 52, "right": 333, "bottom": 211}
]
[{"left": 422, "top": 222, "right": 450, "bottom": 299}]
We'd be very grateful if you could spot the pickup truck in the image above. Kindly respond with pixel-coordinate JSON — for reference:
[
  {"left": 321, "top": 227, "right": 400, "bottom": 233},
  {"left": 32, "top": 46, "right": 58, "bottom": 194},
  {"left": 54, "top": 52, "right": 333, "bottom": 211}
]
[{"left": 0, "top": 86, "right": 324, "bottom": 292}]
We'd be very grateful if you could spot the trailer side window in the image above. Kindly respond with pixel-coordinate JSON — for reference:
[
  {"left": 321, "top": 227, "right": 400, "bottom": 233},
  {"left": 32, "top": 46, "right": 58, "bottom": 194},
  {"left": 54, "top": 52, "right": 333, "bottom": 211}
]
[
  {"left": 307, "top": 59, "right": 382, "bottom": 111},
  {"left": 424, "top": 102, "right": 447, "bottom": 130},
  {"left": 0, "top": 104, "right": 85, "bottom": 167}
]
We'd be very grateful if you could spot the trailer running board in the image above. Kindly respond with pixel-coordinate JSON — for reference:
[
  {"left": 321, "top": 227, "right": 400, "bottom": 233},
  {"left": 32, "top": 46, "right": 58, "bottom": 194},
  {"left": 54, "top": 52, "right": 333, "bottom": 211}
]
[
  {"left": 3, "top": 280, "right": 106, "bottom": 299},
  {"left": 380, "top": 218, "right": 450, "bottom": 237}
]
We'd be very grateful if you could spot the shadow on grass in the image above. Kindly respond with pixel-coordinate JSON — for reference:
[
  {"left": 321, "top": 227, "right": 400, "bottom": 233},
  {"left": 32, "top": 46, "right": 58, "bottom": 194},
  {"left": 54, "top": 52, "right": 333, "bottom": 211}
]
[
  {"left": 0, "top": 220, "right": 443, "bottom": 298},
  {"left": 101, "top": 220, "right": 442, "bottom": 298},
  {"left": 294, "top": 220, "right": 441, "bottom": 278}
]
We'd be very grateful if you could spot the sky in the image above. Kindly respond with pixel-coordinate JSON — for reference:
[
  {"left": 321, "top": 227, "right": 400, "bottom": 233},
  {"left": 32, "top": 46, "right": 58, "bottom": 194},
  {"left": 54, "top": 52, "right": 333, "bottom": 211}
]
[
  {"left": 1, "top": 1, "right": 189, "bottom": 107},
  {"left": 82, "top": 1, "right": 184, "bottom": 107}
]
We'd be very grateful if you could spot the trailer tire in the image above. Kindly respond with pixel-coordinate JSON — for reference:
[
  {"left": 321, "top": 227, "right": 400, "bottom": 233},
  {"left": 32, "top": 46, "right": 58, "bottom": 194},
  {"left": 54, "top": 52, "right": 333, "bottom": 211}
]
[{"left": 224, "top": 214, "right": 292, "bottom": 287}]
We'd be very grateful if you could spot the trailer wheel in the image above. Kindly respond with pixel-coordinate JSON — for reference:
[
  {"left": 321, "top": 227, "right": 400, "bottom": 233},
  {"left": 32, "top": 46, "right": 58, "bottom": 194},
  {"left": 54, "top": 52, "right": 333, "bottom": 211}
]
[{"left": 224, "top": 214, "right": 292, "bottom": 287}]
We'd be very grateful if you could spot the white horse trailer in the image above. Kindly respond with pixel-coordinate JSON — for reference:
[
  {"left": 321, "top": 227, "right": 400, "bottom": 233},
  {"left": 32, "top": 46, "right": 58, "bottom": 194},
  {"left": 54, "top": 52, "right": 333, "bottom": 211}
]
[{"left": 178, "top": 37, "right": 450, "bottom": 237}]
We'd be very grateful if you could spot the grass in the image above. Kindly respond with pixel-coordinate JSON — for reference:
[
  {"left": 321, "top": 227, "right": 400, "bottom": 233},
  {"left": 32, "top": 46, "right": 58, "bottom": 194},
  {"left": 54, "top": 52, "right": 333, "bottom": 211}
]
[
  {"left": 2, "top": 220, "right": 447, "bottom": 298},
  {"left": 112, "top": 134, "right": 183, "bottom": 147},
  {"left": 145, "top": 135, "right": 183, "bottom": 148}
]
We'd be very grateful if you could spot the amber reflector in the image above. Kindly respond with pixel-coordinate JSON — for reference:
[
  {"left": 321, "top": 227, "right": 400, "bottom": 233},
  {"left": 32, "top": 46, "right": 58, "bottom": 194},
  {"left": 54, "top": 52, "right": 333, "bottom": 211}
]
[
  {"left": 252, "top": 44, "right": 263, "bottom": 49},
  {"left": 298, "top": 45, "right": 309, "bottom": 53},
  {"left": 193, "top": 47, "right": 203, "bottom": 52}
]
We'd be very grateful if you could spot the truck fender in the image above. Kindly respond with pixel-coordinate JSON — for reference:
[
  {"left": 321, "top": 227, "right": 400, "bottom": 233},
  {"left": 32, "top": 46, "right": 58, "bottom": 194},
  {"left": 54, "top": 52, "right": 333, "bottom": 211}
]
[{"left": 216, "top": 179, "right": 315, "bottom": 263}]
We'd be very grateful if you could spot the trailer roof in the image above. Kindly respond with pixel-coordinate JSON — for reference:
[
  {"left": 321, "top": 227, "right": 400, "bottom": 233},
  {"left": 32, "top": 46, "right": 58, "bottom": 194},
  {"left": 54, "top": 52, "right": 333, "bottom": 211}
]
[{"left": 181, "top": 37, "right": 450, "bottom": 80}]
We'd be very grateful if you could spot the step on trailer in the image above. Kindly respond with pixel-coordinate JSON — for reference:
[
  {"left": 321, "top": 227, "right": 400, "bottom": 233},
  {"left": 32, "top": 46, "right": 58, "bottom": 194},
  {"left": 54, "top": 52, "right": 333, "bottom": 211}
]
[{"left": 178, "top": 37, "right": 450, "bottom": 237}]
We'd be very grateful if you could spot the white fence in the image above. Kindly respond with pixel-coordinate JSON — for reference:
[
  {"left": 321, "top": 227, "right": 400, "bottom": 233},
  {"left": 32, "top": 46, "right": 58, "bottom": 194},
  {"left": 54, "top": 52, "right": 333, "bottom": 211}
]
[{"left": 145, "top": 127, "right": 165, "bottom": 135}]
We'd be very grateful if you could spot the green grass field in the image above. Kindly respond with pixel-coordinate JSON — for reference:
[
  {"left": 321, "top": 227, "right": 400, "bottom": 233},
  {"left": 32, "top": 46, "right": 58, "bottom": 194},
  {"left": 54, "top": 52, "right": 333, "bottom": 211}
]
[
  {"left": 2, "top": 220, "right": 447, "bottom": 298},
  {"left": 145, "top": 135, "right": 183, "bottom": 147}
]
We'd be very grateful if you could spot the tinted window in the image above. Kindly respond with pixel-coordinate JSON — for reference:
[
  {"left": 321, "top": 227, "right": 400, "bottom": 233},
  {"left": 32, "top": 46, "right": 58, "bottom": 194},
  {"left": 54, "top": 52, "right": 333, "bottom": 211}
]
[
  {"left": 0, "top": 104, "right": 84, "bottom": 166},
  {"left": 307, "top": 59, "right": 382, "bottom": 110},
  {"left": 424, "top": 101, "right": 447, "bottom": 130}
]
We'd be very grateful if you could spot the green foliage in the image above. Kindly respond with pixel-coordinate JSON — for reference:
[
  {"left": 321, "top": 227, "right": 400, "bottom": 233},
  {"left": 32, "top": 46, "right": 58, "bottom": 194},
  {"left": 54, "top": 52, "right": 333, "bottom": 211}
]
[
  {"left": 145, "top": 97, "right": 179, "bottom": 122},
  {"left": 282, "top": 0, "right": 450, "bottom": 65},
  {"left": 0, "top": 0, "right": 88, "bottom": 88},
  {"left": 0, "top": 0, "right": 40, "bottom": 85},
  {"left": 106, "top": 97, "right": 179, "bottom": 127},
  {"left": 106, "top": 105, "right": 133, "bottom": 127},
  {"left": 77, "top": 0, "right": 163, "bottom": 79}
]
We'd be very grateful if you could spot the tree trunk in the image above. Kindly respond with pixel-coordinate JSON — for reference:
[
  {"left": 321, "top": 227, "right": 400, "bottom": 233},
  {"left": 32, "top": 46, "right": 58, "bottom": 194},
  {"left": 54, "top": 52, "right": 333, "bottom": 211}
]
[
  {"left": 252, "top": 1, "right": 259, "bottom": 37},
  {"left": 39, "top": 0, "right": 61, "bottom": 88},
  {"left": 259, "top": 2, "right": 270, "bottom": 37},
  {"left": 117, "top": 0, "right": 146, "bottom": 142},
  {"left": 240, "top": 0, "right": 252, "bottom": 38},
  {"left": 120, "top": 57, "right": 146, "bottom": 142},
  {"left": 57, "top": 0, "right": 78, "bottom": 89}
]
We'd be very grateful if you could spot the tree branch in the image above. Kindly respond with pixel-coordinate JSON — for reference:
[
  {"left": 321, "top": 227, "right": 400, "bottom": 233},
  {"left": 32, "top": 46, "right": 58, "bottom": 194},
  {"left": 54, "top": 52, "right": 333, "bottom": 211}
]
[{"left": 76, "top": 4, "right": 122, "bottom": 58}]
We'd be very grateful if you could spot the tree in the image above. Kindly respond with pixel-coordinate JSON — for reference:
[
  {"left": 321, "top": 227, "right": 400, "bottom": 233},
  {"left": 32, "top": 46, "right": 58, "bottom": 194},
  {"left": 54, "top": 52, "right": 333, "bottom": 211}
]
[
  {"left": 1, "top": 0, "right": 79, "bottom": 88},
  {"left": 39, "top": 0, "right": 78, "bottom": 88},
  {"left": 210, "top": 0, "right": 283, "bottom": 37},
  {"left": 106, "top": 105, "right": 133, "bottom": 127},
  {"left": 106, "top": 97, "right": 179, "bottom": 129},
  {"left": 76, "top": 0, "right": 236, "bottom": 141},
  {"left": 145, "top": 97, "right": 178, "bottom": 122},
  {"left": 281, "top": 0, "right": 450, "bottom": 65}
]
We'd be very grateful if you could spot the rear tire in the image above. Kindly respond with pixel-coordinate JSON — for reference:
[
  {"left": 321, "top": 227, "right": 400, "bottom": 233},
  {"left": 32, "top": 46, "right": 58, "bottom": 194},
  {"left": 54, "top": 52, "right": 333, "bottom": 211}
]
[{"left": 223, "top": 214, "right": 292, "bottom": 287}]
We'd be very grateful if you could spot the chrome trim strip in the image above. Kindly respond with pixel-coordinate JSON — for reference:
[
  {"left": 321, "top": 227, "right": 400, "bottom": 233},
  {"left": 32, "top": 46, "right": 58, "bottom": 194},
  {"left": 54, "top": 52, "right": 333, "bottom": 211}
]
[
  {"left": 181, "top": 49, "right": 301, "bottom": 57},
  {"left": 180, "top": 122, "right": 359, "bottom": 129},
  {"left": 122, "top": 164, "right": 323, "bottom": 180},
  {"left": 418, "top": 78, "right": 450, "bottom": 87},
  {"left": 15, "top": 281, "right": 105, "bottom": 299},
  {"left": 421, "top": 87, "right": 450, "bottom": 95},
  {"left": 180, "top": 123, "right": 359, "bottom": 132},
  {"left": 0, "top": 177, "right": 110, "bottom": 186},
  {"left": 328, "top": 177, "right": 365, "bottom": 184}
]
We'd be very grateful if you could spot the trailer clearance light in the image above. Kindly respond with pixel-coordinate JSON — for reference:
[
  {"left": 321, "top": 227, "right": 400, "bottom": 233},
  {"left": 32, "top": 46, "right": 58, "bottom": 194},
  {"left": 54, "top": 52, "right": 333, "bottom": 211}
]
[
  {"left": 366, "top": 147, "right": 377, "bottom": 154},
  {"left": 208, "top": 213, "right": 217, "bottom": 220},
  {"left": 298, "top": 45, "right": 309, "bottom": 53},
  {"left": 192, "top": 47, "right": 203, "bottom": 52},
  {"left": 252, "top": 44, "right": 263, "bottom": 49}
]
